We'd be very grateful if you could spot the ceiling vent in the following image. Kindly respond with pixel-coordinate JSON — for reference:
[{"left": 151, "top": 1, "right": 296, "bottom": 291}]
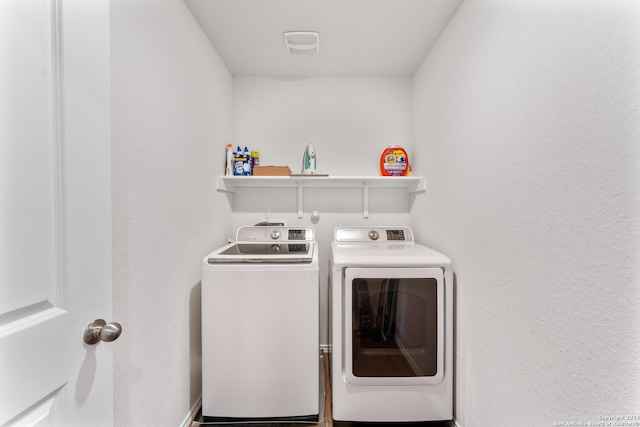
[{"left": 283, "top": 31, "right": 320, "bottom": 54}]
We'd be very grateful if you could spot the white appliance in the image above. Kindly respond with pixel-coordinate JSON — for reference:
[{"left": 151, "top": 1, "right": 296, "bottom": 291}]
[
  {"left": 202, "top": 226, "right": 319, "bottom": 422},
  {"left": 330, "top": 226, "right": 453, "bottom": 422}
]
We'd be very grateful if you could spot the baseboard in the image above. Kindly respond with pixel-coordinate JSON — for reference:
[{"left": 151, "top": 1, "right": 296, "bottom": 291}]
[
  {"left": 454, "top": 417, "right": 462, "bottom": 427},
  {"left": 180, "top": 396, "right": 202, "bottom": 427}
]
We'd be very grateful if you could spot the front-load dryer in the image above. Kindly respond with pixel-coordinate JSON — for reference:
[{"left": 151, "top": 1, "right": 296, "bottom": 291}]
[
  {"left": 202, "top": 226, "right": 319, "bottom": 423},
  {"left": 330, "top": 226, "right": 453, "bottom": 422}
]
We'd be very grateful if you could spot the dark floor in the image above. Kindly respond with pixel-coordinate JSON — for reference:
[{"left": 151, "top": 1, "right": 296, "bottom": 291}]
[
  {"left": 333, "top": 421, "right": 455, "bottom": 427},
  {"left": 193, "top": 419, "right": 455, "bottom": 427},
  {"left": 193, "top": 419, "right": 454, "bottom": 427}
]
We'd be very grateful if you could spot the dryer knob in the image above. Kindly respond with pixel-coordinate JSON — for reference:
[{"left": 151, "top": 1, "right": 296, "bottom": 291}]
[
  {"left": 368, "top": 230, "right": 380, "bottom": 241},
  {"left": 270, "top": 230, "right": 281, "bottom": 240}
]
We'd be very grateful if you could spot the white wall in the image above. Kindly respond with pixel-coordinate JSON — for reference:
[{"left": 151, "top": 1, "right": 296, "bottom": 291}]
[
  {"left": 231, "top": 76, "right": 413, "bottom": 345},
  {"left": 110, "top": 0, "right": 232, "bottom": 425},
  {"left": 108, "top": 1, "right": 640, "bottom": 423},
  {"left": 233, "top": 76, "right": 412, "bottom": 175},
  {"left": 411, "top": 1, "right": 640, "bottom": 426}
]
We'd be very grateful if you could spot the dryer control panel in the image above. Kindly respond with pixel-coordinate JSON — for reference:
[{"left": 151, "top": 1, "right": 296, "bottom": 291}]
[{"left": 334, "top": 226, "right": 413, "bottom": 243}]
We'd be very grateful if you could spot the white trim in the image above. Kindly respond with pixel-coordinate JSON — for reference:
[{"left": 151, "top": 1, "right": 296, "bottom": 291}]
[
  {"left": 180, "top": 396, "right": 201, "bottom": 427},
  {"left": 0, "top": 305, "right": 66, "bottom": 339},
  {"left": 51, "top": 0, "right": 66, "bottom": 309},
  {"left": 454, "top": 418, "right": 462, "bottom": 427},
  {"left": 4, "top": 386, "right": 64, "bottom": 427}
]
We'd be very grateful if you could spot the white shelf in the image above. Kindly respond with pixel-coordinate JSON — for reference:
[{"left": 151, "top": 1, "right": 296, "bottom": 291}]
[
  {"left": 217, "top": 175, "right": 425, "bottom": 193},
  {"left": 216, "top": 175, "right": 426, "bottom": 218}
]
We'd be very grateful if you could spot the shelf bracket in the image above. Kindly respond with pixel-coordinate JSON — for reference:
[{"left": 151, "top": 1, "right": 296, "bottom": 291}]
[
  {"left": 216, "top": 176, "right": 233, "bottom": 193},
  {"left": 363, "top": 182, "right": 369, "bottom": 219},
  {"left": 297, "top": 181, "right": 304, "bottom": 218}
]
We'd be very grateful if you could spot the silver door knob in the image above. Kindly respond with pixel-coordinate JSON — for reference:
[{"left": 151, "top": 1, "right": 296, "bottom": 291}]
[{"left": 84, "top": 319, "right": 123, "bottom": 345}]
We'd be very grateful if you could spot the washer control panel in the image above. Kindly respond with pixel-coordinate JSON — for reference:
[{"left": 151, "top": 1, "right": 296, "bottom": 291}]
[
  {"left": 334, "top": 226, "right": 413, "bottom": 243},
  {"left": 236, "top": 226, "right": 314, "bottom": 242}
]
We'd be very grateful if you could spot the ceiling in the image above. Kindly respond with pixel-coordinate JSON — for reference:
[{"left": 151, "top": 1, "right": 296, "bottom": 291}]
[{"left": 183, "top": 0, "right": 464, "bottom": 78}]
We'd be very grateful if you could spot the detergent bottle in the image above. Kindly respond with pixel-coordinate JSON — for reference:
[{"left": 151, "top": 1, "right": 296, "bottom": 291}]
[
  {"left": 242, "top": 146, "right": 251, "bottom": 175},
  {"left": 380, "top": 146, "right": 409, "bottom": 176},
  {"left": 225, "top": 144, "right": 233, "bottom": 176},
  {"left": 250, "top": 151, "right": 260, "bottom": 174},
  {"left": 233, "top": 146, "right": 245, "bottom": 175}
]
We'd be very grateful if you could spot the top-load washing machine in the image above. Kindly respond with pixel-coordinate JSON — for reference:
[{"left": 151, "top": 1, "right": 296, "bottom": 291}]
[
  {"left": 330, "top": 226, "right": 453, "bottom": 422},
  {"left": 202, "top": 226, "right": 319, "bottom": 423}
]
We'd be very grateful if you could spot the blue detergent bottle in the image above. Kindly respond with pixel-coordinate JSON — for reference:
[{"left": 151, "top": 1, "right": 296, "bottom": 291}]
[
  {"left": 233, "top": 146, "right": 244, "bottom": 175},
  {"left": 242, "top": 146, "right": 251, "bottom": 175}
]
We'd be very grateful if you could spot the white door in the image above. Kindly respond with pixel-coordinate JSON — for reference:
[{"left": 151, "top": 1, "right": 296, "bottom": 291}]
[{"left": 0, "top": 0, "right": 113, "bottom": 425}]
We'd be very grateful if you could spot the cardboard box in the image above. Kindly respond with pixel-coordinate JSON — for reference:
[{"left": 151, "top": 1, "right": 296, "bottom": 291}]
[{"left": 252, "top": 166, "right": 291, "bottom": 176}]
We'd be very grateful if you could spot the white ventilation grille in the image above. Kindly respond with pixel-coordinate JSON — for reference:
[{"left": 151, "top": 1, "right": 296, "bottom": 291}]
[{"left": 283, "top": 31, "right": 320, "bottom": 54}]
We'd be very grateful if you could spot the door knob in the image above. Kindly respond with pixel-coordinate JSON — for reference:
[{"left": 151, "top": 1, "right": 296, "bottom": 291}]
[{"left": 84, "top": 319, "right": 123, "bottom": 345}]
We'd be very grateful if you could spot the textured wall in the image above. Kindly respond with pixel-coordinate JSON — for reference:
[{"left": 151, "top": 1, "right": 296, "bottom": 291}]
[
  {"left": 411, "top": 1, "right": 640, "bottom": 426},
  {"left": 110, "top": 0, "right": 233, "bottom": 425}
]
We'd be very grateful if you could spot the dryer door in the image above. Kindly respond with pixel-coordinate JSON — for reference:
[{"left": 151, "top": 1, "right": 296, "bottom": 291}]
[{"left": 343, "top": 267, "right": 444, "bottom": 386}]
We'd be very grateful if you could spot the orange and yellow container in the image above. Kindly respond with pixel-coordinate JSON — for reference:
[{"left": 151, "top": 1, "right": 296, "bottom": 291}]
[{"left": 380, "top": 146, "right": 409, "bottom": 176}]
